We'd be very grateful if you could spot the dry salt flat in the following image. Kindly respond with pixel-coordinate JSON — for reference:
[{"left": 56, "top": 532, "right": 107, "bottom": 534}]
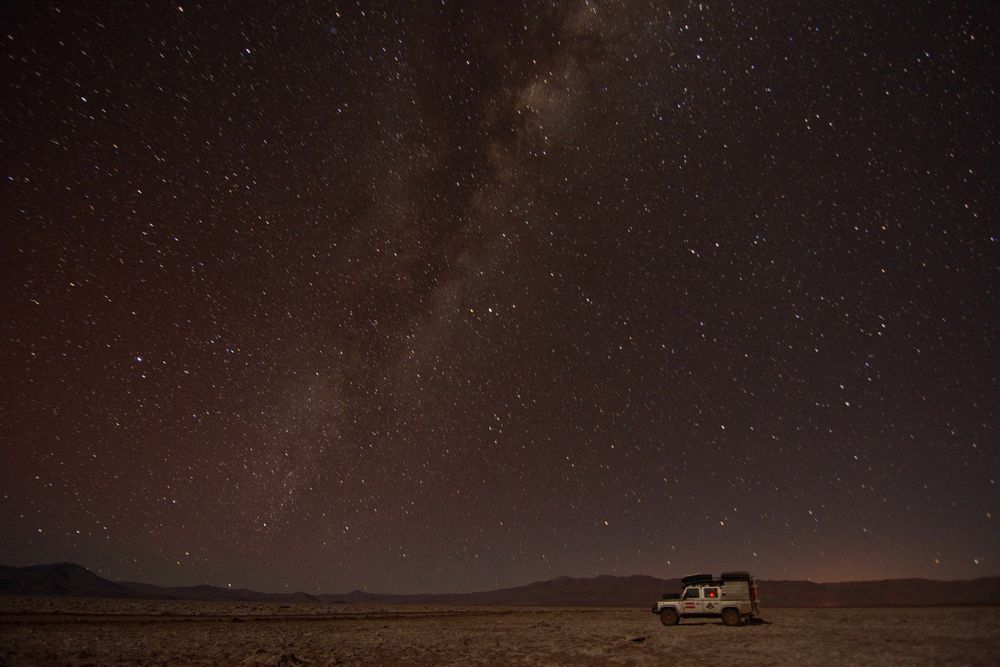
[{"left": 1, "top": 598, "right": 999, "bottom": 666}]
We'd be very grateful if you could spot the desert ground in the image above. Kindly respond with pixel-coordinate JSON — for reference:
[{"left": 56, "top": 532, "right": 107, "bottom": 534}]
[{"left": 1, "top": 597, "right": 998, "bottom": 666}]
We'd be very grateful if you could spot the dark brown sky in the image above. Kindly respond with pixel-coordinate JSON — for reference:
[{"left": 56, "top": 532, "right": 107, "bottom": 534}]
[{"left": 2, "top": 0, "right": 998, "bottom": 594}]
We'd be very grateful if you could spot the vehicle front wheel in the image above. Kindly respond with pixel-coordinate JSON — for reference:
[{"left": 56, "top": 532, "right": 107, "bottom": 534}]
[
  {"left": 721, "top": 608, "right": 741, "bottom": 626},
  {"left": 659, "top": 609, "right": 680, "bottom": 626}
]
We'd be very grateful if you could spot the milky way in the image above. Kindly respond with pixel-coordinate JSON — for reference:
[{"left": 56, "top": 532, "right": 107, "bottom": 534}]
[{"left": 2, "top": 1, "right": 998, "bottom": 594}]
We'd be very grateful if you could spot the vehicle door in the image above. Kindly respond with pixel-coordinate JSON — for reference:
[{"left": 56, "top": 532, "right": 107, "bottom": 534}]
[
  {"left": 681, "top": 586, "right": 702, "bottom": 614},
  {"left": 702, "top": 586, "right": 721, "bottom": 615}
]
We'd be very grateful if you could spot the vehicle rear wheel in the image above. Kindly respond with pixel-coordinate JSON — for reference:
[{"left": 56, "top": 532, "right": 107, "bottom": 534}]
[
  {"left": 721, "top": 608, "right": 740, "bottom": 626},
  {"left": 659, "top": 609, "right": 679, "bottom": 626}
]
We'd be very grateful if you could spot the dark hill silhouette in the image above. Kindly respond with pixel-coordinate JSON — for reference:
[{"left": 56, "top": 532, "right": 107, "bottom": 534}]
[
  {"left": 316, "top": 574, "right": 683, "bottom": 606},
  {"left": 436, "top": 574, "right": 684, "bottom": 606},
  {"left": 0, "top": 564, "right": 316, "bottom": 602},
  {"left": 3, "top": 563, "right": 999, "bottom": 607},
  {"left": 334, "top": 574, "right": 1000, "bottom": 607},
  {"left": 121, "top": 581, "right": 319, "bottom": 603},
  {"left": 0, "top": 563, "right": 137, "bottom": 598},
  {"left": 763, "top": 577, "right": 1000, "bottom": 607}
]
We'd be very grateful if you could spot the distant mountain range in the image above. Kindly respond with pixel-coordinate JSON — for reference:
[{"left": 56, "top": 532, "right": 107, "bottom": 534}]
[{"left": 2, "top": 563, "right": 999, "bottom": 607}]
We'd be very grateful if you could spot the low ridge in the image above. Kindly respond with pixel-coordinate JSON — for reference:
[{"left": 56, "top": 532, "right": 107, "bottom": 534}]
[{"left": 2, "top": 563, "right": 998, "bottom": 607}]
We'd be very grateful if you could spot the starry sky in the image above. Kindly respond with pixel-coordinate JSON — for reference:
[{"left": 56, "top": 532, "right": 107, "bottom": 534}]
[{"left": 2, "top": 1, "right": 998, "bottom": 595}]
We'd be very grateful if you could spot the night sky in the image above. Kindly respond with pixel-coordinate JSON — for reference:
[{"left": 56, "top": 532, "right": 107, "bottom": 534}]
[{"left": 2, "top": 1, "right": 998, "bottom": 595}]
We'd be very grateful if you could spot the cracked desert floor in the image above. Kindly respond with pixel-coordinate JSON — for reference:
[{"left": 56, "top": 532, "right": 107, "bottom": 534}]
[{"left": 2, "top": 597, "right": 999, "bottom": 666}]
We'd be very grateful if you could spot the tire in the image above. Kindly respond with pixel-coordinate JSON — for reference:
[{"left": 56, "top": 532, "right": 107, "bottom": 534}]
[
  {"left": 721, "top": 608, "right": 740, "bottom": 626},
  {"left": 659, "top": 609, "right": 680, "bottom": 626}
]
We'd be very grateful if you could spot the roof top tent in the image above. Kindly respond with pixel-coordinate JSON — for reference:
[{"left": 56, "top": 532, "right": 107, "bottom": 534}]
[{"left": 682, "top": 572, "right": 753, "bottom": 586}]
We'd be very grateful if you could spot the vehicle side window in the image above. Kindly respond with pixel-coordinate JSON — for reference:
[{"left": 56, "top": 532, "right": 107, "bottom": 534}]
[
  {"left": 683, "top": 588, "right": 700, "bottom": 599},
  {"left": 704, "top": 588, "right": 719, "bottom": 599}
]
